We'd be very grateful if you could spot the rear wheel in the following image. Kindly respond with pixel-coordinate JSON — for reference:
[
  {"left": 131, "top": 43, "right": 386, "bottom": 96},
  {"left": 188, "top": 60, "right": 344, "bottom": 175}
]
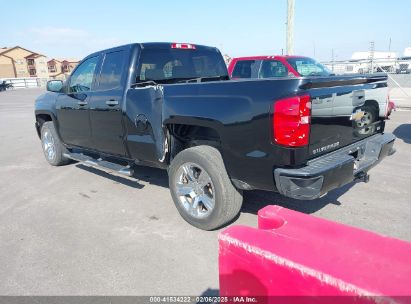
[
  {"left": 40, "top": 121, "right": 70, "bottom": 166},
  {"left": 356, "top": 105, "right": 378, "bottom": 135},
  {"left": 168, "top": 145, "right": 243, "bottom": 230}
]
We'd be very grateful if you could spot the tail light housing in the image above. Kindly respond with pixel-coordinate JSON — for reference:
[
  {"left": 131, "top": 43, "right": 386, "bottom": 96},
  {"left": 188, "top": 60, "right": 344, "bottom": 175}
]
[{"left": 273, "top": 95, "right": 311, "bottom": 147}]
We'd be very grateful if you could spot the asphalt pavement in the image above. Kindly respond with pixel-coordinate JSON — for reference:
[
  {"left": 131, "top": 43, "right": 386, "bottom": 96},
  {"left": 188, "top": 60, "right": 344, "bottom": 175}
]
[{"left": 0, "top": 88, "right": 410, "bottom": 295}]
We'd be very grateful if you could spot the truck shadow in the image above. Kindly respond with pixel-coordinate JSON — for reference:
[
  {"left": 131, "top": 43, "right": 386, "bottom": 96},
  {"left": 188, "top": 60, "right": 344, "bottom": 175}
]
[
  {"left": 393, "top": 123, "right": 411, "bottom": 144},
  {"left": 241, "top": 182, "right": 355, "bottom": 215},
  {"left": 76, "top": 163, "right": 354, "bottom": 215},
  {"left": 76, "top": 164, "right": 169, "bottom": 189}
]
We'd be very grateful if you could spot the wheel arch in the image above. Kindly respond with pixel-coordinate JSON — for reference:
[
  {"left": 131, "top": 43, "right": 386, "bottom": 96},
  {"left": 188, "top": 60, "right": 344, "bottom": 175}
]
[
  {"left": 35, "top": 111, "right": 57, "bottom": 138},
  {"left": 363, "top": 99, "right": 380, "bottom": 117},
  {"left": 165, "top": 123, "right": 223, "bottom": 162}
]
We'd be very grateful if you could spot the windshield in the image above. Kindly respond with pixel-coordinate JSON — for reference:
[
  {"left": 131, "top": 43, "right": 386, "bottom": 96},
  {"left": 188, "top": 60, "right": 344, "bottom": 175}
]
[
  {"left": 136, "top": 47, "right": 228, "bottom": 84},
  {"left": 286, "top": 57, "right": 331, "bottom": 76}
]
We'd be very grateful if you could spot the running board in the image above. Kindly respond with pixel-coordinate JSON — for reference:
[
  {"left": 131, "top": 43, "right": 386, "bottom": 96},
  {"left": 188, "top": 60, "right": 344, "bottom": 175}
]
[{"left": 63, "top": 152, "right": 133, "bottom": 177}]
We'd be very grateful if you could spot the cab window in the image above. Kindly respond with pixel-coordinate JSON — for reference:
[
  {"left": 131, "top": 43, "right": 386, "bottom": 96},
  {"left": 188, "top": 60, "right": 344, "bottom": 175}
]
[
  {"left": 69, "top": 56, "right": 99, "bottom": 93},
  {"left": 98, "top": 50, "right": 126, "bottom": 90},
  {"left": 259, "top": 60, "right": 288, "bottom": 78},
  {"left": 232, "top": 60, "right": 259, "bottom": 78}
]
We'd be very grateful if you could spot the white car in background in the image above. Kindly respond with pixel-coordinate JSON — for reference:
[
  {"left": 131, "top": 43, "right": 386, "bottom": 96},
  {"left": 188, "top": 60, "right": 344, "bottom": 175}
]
[
  {"left": 395, "top": 57, "right": 411, "bottom": 74},
  {"left": 344, "top": 60, "right": 371, "bottom": 74}
]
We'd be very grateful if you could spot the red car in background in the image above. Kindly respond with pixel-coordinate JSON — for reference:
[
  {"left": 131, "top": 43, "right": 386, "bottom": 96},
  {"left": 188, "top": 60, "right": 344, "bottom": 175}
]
[
  {"left": 227, "top": 55, "right": 332, "bottom": 78},
  {"left": 387, "top": 95, "right": 396, "bottom": 117},
  {"left": 228, "top": 55, "right": 395, "bottom": 121}
]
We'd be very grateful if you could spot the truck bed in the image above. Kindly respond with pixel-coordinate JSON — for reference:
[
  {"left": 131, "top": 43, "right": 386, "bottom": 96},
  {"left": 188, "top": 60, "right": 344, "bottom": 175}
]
[{"left": 124, "top": 74, "right": 389, "bottom": 192}]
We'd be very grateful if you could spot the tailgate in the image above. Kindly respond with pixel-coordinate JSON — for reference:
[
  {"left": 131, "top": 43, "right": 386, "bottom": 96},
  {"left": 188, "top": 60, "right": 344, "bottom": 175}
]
[{"left": 302, "top": 74, "right": 388, "bottom": 158}]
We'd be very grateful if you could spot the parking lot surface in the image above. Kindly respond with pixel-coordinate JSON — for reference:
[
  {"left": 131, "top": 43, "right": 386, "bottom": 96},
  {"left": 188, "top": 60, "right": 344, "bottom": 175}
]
[{"left": 0, "top": 88, "right": 410, "bottom": 295}]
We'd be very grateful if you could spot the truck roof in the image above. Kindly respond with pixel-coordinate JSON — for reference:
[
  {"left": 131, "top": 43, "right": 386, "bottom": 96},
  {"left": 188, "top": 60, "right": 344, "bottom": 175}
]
[
  {"left": 139, "top": 42, "right": 218, "bottom": 50},
  {"left": 82, "top": 42, "right": 220, "bottom": 62}
]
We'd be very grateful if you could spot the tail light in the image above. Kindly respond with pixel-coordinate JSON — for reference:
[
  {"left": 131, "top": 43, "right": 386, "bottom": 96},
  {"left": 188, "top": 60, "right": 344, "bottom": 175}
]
[
  {"left": 273, "top": 95, "right": 311, "bottom": 147},
  {"left": 171, "top": 43, "right": 196, "bottom": 50}
]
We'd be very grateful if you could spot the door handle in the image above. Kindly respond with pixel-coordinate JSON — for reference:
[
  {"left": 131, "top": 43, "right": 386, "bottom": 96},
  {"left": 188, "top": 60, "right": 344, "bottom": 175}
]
[
  {"left": 106, "top": 99, "right": 119, "bottom": 106},
  {"left": 77, "top": 101, "right": 87, "bottom": 106}
]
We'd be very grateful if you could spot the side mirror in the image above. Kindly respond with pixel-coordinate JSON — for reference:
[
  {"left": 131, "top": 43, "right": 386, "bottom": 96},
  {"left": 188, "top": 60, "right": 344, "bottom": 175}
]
[{"left": 47, "top": 80, "right": 63, "bottom": 92}]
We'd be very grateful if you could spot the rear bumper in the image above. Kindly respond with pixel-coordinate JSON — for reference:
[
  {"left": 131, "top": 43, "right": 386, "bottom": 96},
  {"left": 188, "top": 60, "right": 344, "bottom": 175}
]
[{"left": 274, "top": 133, "right": 396, "bottom": 200}]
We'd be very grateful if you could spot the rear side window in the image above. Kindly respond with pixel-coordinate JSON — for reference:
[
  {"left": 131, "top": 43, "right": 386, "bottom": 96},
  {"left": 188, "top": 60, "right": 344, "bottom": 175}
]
[
  {"left": 259, "top": 60, "right": 288, "bottom": 78},
  {"left": 98, "top": 50, "right": 126, "bottom": 90},
  {"left": 232, "top": 60, "right": 259, "bottom": 78},
  {"left": 136, "top": 48, "right": 228, "bottom": 83}
]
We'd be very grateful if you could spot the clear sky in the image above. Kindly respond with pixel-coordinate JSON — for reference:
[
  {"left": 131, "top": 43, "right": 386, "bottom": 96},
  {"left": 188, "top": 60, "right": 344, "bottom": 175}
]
[{"left": 1, "top": 0, "right": 410, "bottom": 61}]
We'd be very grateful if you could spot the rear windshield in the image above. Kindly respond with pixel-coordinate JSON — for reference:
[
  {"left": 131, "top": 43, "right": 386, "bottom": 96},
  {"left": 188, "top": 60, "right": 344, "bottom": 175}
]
[
  {"left": 286, "top": 57, "right": 331, "bottom": 77},
  {"left": 136, "top": 48, "right": 228, "bottom": 84}
]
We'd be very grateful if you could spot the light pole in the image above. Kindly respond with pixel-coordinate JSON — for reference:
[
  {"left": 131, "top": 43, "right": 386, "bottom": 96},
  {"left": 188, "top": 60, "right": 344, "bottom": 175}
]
[
  {"left": 369, "top": 41, "right": 375, "bottom": 73},
  {"left": 286, "top": 0, "right": 295, "bottom": 55}
]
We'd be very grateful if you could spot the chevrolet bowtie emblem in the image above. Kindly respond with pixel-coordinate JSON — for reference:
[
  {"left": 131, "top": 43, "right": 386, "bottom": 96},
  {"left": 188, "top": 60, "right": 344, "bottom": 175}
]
[{"left": 350, "top": 110, "right": 365, "bottom": 122}]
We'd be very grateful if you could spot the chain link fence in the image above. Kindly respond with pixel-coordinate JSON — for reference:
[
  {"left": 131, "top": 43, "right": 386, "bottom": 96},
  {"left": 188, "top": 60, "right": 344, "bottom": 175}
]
[{"left": 321, "top": 58, "right": 411, "bottom": 109}]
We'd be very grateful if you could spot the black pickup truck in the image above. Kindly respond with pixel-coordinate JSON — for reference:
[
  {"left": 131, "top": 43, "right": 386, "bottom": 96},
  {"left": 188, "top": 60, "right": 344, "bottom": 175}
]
[{"left": 34, "top": 42, "right": 395, "bottom": 230}]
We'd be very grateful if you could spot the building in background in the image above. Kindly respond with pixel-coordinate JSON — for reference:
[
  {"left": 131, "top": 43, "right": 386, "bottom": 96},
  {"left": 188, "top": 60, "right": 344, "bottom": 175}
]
[
  {"left": 47, "top": 59, "right": 62, "bottom": 78},
  {"left": 0, "top": 48, "right": 16, "bottom": 77},
  {"left": 25, "top": 53, "right": 49, "bottom": 78},
  {"left": 47, "top": 58, "right": 79, "bottom": 79},
  {"left": 351, "top": 51, "right": 397, "bottom": 73},
  {"left": 0, "top": 46, "right": 79, "bottom": 79},
  {"left": 351, "top": 51, "right": 397, "bottom": 60},
  {"left": 61, "top": 59, "right": 79, "bottom": 73},
  {"left": 0, "top": 46, "right": 37, "bottom": 78},
  {"left": 403, "top": 47, "right": 411, "bottom": 57}
]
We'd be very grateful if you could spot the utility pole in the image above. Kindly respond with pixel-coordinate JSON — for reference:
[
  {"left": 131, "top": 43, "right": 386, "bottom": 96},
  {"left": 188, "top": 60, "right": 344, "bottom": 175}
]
[
  {"left": 369, "top": 41, "right": 375, "bottom": 73},
  {"left": 286, "top": 0, "right": 295, "bottom": 55},
  {"left": 331, "top": 48, "right": 335, "bottom": 72}
]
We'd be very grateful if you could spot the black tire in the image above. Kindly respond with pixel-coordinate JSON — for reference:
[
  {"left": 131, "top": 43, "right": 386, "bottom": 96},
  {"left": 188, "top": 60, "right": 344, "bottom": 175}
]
[
  {"left": 362, "top": 105, "right": 378, "bottom": 123},
  {"left": 40, "top": 121, "right": 70, "bottom": 166},
  {"left": 357, "top": 105, "right": 378, "bottom": 135},
  {"left": 168, "top": 145, "right": 243, "bottom": 230}
]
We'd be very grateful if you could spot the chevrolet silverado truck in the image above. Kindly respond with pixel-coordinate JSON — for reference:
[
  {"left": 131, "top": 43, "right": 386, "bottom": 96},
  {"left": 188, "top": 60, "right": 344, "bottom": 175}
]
[{"left": 34, "top": 42, "right": 395, "bottom": 230}]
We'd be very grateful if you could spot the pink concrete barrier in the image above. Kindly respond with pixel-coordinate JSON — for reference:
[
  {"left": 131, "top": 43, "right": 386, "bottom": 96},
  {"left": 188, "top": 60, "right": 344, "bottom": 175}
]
[{"left": 219, "top": 205, "right": 411, "bottom": 303}]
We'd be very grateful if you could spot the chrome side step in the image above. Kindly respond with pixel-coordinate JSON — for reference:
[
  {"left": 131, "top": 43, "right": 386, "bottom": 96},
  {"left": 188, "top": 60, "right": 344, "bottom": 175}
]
[{"left": 63, "top": 152, "right": 133, "bottom": 177}]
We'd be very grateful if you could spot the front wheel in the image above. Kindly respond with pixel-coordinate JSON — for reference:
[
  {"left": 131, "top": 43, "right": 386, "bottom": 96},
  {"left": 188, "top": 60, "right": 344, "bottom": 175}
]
[
  {"left": 40, "top": 121, "right": 70, "bottom": 166},
  {"left": 168, "top": 145, "right": 243, "bottom": 230}
]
